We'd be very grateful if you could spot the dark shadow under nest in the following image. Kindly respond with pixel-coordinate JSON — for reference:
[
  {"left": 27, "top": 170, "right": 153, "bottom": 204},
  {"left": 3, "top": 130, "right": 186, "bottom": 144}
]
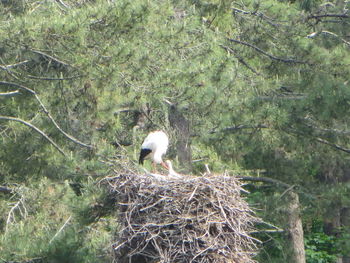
[{"left": 106, "top": 172, "right": 261, "bottom": 263}]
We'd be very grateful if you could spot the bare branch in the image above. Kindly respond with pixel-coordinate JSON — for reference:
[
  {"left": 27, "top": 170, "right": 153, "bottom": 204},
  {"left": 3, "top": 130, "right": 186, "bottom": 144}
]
[
  {"left": 0, "top": 60, "right": 21, "bottom": 80},
  {"left": 232, "top": 7, "right": 281, "bottom": 27},
  {"left": 220, "top": 45, "right": 260, "bottom": 75},
  {"left": 227, "top": 38, "right": 307, "bottom": 64},
  {"left": 308, "top": 13, "right": 350, "bottom": 20},
  {"left": 287, "top": 127, "right": 350, "bottom": 154},
  {"left": 29, "top": 49, "right": 71, "bottom": 67},
  {"left": 0, "top": 81, "right": 93, "bottom": 149},
  {"left": 314, "top": 137, "right": 350, "bottom": 154},
  {"left": 302, "top": 117, "right": 350, "bottom": 136},
  {"left": 250, "top": 229, "right": 285, "bottom": 234},
  {"left": 320, "top": 30, "right": 350, "bottom": 47},
  {"left": 0, "top": 60, "right": 30, "bottom": 69},
  {"left": 26, "top": 74, "right": 84, "bottom": 80},
  {"left": 34, "top": 95, "right": 94, "bottom": 149},
  {"left": 257, "top": 95, "right": 306, "bottom": 100},
  {"left": 6, "top": 193, "right": 28, "bottom": 232},
  {"left": 56, "top": 0, "right": 70, "bottom": 8},
  {"left": 49, "top": 215, "right": 72, "bottom": 244},
  {"left": 210, "top": 124, "right": 269, "bottom": 134},
  {"left": 0, "top": 81, "right": 36, "bottom": 94},
  {"left": 0, "top": 186, "right": 12, "bottom": 194},
  {"left": 0, "top": 90, "right": 20, "bottom": 97},
  {"left": 0, "top": 115, "right": 66, "bottom": 156},
  {"left": 238, "top": 176, "right": 292, "bottom": 189}
]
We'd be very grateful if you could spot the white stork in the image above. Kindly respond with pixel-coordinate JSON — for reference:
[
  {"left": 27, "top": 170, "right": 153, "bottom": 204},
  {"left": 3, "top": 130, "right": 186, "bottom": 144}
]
[
  {"left": 139, "top": 130, "right": 169, "bottom": 173},
  {"left": 165, "top": 160, "right": 182, "bottom": 178}
]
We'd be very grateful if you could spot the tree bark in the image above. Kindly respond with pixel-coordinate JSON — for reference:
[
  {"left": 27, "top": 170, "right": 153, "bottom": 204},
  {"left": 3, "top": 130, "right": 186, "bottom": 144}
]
[
  {"left": 283, "top": 191, "right": 306, "bottom": 263},
  {"left": 341, "top": 207, "right": 350, "bottom": 263},
  {"left": 167, "top": 103, "right": 192, "bottom": 173},
  {"left": 325, "top": 206, "right": 342, "bottom": 263}
]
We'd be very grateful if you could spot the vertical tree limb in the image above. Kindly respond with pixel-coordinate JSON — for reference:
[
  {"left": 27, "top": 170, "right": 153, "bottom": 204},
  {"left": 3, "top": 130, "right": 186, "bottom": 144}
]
[
  {"left": 164, "top": 99, "right": 192, "bottom": 173},
  {"left": 283, "top": 191, "right": 306, "bottom": 263}
]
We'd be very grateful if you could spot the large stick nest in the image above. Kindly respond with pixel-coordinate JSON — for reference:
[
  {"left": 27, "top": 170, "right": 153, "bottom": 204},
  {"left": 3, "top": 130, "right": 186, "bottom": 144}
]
[{"left": 107, "top": 172, "right": 260, "bottom": 263}]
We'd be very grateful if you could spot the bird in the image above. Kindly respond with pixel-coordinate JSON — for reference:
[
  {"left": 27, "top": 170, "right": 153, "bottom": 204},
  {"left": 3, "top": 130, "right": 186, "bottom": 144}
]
[
  {"left": 139, "top": 130, "right": 169, "bottom": 173},
  {"left": 165, "top": 160, "right": 182, "bottom": 178},
  {"left": 306, "top": 32, "right": 318, "bottom": 38}
]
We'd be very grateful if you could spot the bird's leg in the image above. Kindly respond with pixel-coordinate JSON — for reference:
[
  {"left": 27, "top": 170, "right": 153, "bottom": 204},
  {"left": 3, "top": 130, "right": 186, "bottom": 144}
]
[
  {"left": 161, "top": 161, "right": 169, "bottom": 171},
  {"left": 159, "top": 161, "right": 169, "bottom": 176}
]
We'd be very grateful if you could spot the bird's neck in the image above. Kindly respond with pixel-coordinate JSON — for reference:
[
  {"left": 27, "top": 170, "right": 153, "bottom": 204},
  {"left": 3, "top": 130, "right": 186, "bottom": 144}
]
[{"left": 153, "top": 152, "right": 163, "bottom": 164}]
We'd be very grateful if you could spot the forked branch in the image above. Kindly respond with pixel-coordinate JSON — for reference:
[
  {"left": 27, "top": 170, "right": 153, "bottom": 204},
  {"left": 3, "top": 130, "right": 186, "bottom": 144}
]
[
  {"left": 0, "top": 115, "right": 66, "bottom": 156},
  {"left": 6, "top": 194, "right": 28, "bottom": 232},
  {"left": 30, "top": 49, "right": 71, "bottom": 68},
  {"left": 0, "top": 81, "right": 93, "bottom": 149}
]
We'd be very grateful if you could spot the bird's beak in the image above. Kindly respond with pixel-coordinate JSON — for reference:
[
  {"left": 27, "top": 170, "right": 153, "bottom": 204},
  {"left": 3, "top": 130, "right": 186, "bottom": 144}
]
[{"left": 161, "top": 161, "right": 169, "bottom": 170}]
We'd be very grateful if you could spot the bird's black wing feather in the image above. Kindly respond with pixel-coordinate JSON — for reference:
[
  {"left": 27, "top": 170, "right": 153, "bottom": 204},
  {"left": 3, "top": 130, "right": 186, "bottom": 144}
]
[{"left": 139, "top": 148, "right": 152, "bottom": 164}]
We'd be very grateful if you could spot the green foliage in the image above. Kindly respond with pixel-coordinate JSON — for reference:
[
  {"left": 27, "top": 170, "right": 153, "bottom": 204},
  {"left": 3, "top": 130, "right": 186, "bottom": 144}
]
[
  {"left": 305, "top": 232, "right": 337, "bottom": 263},
  {"left": 0, "top": 177, "right": 116, "bottom": 262},
  {"left": 304, "top": 220, "right": 338, "bottom": 263},
  {"left": 1, "top": 0, "right": 350, "bottom": 262}
]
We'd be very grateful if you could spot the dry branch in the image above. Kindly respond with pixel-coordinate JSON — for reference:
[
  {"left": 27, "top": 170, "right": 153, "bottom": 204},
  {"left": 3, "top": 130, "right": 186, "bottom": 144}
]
[
  {"left": 314, "top": 137, "right": 350, "bottom": 154},
  {"left": 0, "top": 81, "right": 93, "bottom": 149},
  {"left": 307, "top": 13, "right": 349, "bottom": 20},
  {"left": 26, "top": 74, "right": 83, "bottom": 80},
  {"left": 320, "top": 30, "right": 350, "bottom": 47},
  {"left": 231, "top": 7, "right": 281, "bottom": 27},
  {"left": 6, "top": 194, "right": 28, "bottom": 232},
  {"left": 0, "top": 186, "right": 13, "bottom": 194},
  {"left": 30, "top": 49, "right": 71, "bottom": 68},
  {"left": 0, "top": 60, "right": 30, "bottom": 69},
  {"left": 0, "top": 81, "right": 36, "bottom": 94},
  {"left": 227, "top": 38, "right": 307, "bottom": 64},
  {"left": 238, "top": 176, "right": 292, "bottom": 189},
  {"left": 220, "top": 45, "right": 260, "bottom": 75},
  {"left": 33, "top": 94, "right": 93, "bottom": 149},
  {"left": 107, "top": 172, "right": 260, "bottom": 263},
  {"left": 0, "top": 90, "right": 20, "bottom": 97},
  {"left": 287, "top": 127, "right": 350, "bottom": 155},
  {"left": 210, "top": 124, "right": 269, "bottom": 134},
  {"left": 0, "top": 115, "right": 66, "bottom": 156},
  {"left": 49, "top": 216, "right": 72, "bottom": 244}
]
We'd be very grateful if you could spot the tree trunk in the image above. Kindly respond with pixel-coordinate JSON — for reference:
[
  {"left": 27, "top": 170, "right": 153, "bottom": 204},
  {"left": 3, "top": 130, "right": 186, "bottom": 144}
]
[
  {"left": 323, "top": 197, "right": 350, "bottom": 263},
  {"left": 167, "top": 103, "right": 192, "bottom": 173},
  {"left": 340, "top": 207, "right": 350, "bottom": 263},
  {"left": 283, "top": 191, "right": 306, "bottom": 263}
]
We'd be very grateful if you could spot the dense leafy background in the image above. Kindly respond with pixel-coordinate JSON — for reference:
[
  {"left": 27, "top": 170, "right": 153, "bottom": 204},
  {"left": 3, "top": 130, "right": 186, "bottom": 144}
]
[{"left": 0, "top": 0, "right": 349, "bottom": 262}]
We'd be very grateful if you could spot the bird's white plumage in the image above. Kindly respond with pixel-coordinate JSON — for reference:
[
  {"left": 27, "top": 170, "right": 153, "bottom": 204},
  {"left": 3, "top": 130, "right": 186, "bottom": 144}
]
[
  {"left": 165, "top": 160, "right": 182, "bottom": 178},
  {"left": 141, "top": 130, "right": 169, "bottom": 164}
]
